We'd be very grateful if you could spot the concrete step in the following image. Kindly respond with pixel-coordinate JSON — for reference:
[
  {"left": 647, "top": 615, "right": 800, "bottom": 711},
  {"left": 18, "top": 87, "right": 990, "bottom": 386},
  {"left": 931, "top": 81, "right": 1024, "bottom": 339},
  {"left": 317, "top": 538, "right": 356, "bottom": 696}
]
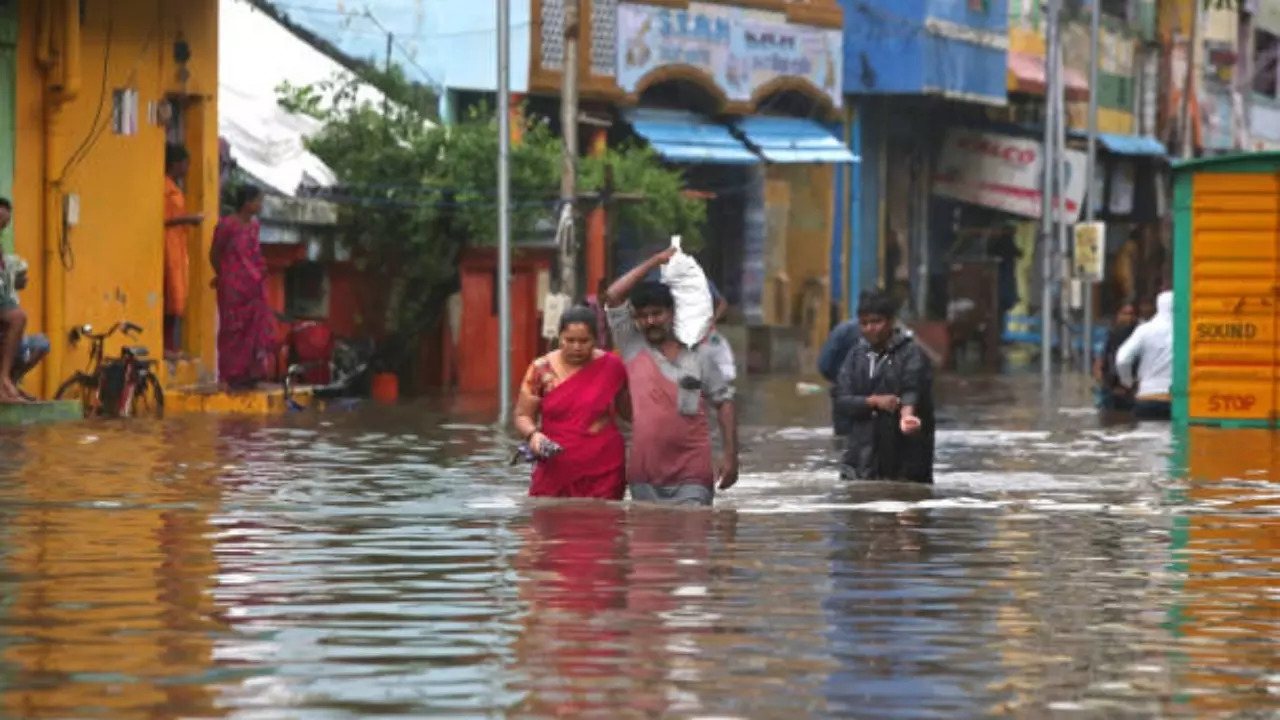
[
  {"left": 0, "top": 400, "right": 84, "bottom": 427},
  {"left": 165, "top": 383, "right": 315, "bottom": 415}
]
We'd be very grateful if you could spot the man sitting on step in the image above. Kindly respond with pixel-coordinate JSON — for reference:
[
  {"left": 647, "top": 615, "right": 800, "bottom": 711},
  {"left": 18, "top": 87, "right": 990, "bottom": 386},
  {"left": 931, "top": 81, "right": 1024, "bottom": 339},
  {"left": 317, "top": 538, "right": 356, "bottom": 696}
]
[{"left": 0, "top": 198, "right": 49, "bottom": 403}]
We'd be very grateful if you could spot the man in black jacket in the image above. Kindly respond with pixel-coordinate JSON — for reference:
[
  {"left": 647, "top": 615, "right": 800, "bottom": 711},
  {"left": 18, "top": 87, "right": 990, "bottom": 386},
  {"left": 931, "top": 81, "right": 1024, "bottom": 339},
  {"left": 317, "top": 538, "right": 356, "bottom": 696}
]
[{"left": 834, "top": 290, "right": 935, "bottom": 484}]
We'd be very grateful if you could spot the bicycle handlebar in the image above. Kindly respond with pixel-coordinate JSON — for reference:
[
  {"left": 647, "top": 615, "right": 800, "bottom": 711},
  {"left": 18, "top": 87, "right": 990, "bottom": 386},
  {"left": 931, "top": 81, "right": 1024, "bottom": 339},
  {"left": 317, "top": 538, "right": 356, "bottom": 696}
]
[{"left": 68, "top": 321, "right": 144, "bottom": 344}]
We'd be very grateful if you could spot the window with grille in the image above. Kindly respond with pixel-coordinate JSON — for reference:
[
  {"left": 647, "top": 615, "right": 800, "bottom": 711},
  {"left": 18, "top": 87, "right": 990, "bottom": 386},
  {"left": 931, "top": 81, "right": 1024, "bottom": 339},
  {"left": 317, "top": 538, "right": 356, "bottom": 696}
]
[
  {"left": 590, "top": 0, "right": 616, "bottom": 76},
  {"left": 540, "top": 0, "right": 565, "bottom": 71}
]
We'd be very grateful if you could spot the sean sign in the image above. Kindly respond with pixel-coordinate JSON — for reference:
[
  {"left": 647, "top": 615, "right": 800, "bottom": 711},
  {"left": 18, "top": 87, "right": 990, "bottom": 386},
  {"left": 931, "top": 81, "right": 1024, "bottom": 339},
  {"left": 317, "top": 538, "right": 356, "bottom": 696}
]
[
  {"left": 617, "top": 2, "right": 842, "bottom": 108},
  {"left": 933, "top": 129, "right": 1087, "bottom": 222}
]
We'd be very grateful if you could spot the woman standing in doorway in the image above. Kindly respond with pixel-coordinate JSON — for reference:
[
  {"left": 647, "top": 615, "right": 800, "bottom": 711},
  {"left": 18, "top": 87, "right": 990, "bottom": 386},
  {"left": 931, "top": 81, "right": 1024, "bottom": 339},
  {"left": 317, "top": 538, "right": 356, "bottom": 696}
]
[
  {"left": 211, "top": 185, "right": 275, "bottom": 390},
  {"left": 163, "top": 144, "right": 204, "bottom": 357}
]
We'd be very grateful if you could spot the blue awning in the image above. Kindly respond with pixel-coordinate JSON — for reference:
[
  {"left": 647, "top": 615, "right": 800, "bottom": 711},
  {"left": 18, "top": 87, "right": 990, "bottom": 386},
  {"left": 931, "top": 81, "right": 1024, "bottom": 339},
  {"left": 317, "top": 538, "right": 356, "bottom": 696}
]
[
  {"left": 732, "top": 116, "right": 859, "bottom": 164},
  {"left": 1069, "top": 130, "right": 1168, "bottom": 157},
  {"left": 624, "top": 109, "right": 758, "bottom": 165}
]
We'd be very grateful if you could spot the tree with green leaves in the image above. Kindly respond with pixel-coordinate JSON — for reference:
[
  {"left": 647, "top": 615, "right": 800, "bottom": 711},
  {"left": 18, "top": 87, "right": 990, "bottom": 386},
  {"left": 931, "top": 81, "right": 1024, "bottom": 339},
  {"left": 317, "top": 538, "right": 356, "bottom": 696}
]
[{"left": 276, "top": 70, "right": 706, "bottom": 374}]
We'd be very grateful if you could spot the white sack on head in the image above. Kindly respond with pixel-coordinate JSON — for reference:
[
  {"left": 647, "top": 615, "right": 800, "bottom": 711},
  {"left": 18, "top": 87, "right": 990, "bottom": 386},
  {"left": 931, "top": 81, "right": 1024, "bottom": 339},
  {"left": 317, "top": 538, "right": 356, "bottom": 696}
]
[{"left": 659, "top": 235, "right": 714, "bottom": 347}]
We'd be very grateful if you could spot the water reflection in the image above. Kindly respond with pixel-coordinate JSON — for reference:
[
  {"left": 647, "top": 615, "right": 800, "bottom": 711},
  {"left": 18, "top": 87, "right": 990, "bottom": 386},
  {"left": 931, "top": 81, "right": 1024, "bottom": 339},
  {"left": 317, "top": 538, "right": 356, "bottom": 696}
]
[
  {"left": 0, "top": 418, "right": 225, "bottom": 719},
  {"left": 0, "top": 377, "right": 1279, "bottom": 717},
  {"left": 1167, "top": 427, "right": 1280, "bottom": 717},
  {"left": 510, "top": 503, "right": 743, "bottom": 717}
]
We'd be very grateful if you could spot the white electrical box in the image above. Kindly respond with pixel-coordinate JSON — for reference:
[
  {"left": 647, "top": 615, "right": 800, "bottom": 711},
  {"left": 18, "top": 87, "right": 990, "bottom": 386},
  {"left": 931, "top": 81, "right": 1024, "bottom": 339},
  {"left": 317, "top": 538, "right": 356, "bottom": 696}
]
[
  {"left": 112, "top": 88, "right": 139, "bottom": 136},
  {"left": 64, "top": 193, "right": 80, "bottom": 227}
]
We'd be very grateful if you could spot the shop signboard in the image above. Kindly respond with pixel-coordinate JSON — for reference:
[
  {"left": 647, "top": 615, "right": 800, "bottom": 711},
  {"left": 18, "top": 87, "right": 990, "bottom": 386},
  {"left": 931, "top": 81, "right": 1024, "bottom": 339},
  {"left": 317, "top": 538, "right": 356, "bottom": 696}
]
[
  {"left": 1072, "top": 221, "right": 1106, "bottom": 283},
  {"left": 933, "top": 129, "right": 1087, "bottom": 222},
  {"left": 616, "top": 2, "right": 842, "bottom": 109}
]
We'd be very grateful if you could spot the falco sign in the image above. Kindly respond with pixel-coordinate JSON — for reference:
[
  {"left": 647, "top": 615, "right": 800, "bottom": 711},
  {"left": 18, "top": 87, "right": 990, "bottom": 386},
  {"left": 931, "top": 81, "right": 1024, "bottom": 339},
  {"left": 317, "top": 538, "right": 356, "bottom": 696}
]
[{"left": 933, "top": 129, "right": 1087, "bottom": 222}]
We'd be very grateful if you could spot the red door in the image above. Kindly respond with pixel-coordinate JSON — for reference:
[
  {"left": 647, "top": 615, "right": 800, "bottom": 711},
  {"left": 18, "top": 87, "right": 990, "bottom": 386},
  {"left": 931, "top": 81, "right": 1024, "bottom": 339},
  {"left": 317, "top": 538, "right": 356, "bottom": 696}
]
[{"left": 456, "top": 254, "right": 545, "bottom": 396}]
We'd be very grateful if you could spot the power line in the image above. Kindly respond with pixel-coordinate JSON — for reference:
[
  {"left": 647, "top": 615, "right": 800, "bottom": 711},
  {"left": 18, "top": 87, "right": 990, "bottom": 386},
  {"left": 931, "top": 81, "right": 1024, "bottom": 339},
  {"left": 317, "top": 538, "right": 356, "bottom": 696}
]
[{"left": 361, "top": 10, "right": 444, "bottom": 90}]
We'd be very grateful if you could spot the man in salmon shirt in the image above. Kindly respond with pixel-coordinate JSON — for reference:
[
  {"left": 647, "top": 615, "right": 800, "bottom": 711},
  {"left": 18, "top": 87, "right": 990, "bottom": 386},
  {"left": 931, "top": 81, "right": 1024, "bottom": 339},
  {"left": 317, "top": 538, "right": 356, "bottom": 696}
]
[{"left": 604, "top": 247, "right": 739, "bottom": 506}]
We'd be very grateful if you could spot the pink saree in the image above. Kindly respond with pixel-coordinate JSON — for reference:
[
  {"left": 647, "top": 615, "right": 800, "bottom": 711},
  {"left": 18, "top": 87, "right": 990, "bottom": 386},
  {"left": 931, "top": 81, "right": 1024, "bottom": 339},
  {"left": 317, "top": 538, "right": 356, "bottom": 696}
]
[
  {"left": 212, "top": 216, "right": 275, "bottom": 387},
  {"left": 529, "top": 352, "right": 628, "bottom": 500}
]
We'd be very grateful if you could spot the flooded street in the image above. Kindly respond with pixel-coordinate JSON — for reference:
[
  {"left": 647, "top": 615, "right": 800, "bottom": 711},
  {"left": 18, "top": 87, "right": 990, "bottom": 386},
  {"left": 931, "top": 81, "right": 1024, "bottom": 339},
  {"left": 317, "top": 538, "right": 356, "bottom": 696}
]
[{"left": 1, "top": 374, "right": 1277, "bottom": 719}]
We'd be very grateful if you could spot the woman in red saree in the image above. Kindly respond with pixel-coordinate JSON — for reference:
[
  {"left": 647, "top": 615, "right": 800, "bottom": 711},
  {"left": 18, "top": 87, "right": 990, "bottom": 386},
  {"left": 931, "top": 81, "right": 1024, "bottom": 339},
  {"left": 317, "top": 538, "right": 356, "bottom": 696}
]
[
  {"left": 514, "top": 306, "right": 629, "bottom": 500},
  {"left": 210, "top": 185, "right": 275, "bottom": 389}
]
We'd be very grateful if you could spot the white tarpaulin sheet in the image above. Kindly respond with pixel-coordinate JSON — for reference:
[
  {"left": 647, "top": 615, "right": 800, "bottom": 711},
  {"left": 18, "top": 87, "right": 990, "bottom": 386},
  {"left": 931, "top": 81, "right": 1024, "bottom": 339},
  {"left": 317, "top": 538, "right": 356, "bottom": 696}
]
[{"left": 219, "top": 0, "right": 420, "bottom": 195}]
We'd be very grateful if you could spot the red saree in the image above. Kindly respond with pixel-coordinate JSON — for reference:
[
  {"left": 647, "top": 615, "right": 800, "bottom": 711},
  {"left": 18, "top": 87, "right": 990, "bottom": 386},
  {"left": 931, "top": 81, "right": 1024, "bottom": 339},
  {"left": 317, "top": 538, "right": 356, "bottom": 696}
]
[
  {"left": 529, "top": 352, "right": 627, "bottom": 500},
  {"left": 212, "top": 216, "right": 275, "bottom": 387}
]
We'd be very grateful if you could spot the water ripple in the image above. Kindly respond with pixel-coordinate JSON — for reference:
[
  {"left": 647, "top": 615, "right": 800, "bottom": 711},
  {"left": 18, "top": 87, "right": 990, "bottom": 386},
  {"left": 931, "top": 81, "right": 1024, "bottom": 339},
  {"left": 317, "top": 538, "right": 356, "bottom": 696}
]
[{"left": 0, "top": 376, "right": 1278, "bottom": 718}]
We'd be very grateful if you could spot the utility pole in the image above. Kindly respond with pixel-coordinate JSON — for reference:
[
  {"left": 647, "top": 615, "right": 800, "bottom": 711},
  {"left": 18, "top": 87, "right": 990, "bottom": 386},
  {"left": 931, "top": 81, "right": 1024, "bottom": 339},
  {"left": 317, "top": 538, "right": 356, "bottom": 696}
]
[
  {"left": 1054, "top": 30, "right": 1070, "bottom": 366},
  {"left": 383, "top": 32, "right": 393, "bottom": 120},
  {"left": 497, "top": 0, "right": 513, "bottom": 425},
  {"left": 1040, "top": 0, "right": 1060, "bottom": 395},
  {"left": 1236, "top": 2, "right": 1253, "bottom": 150},
  {"left": 1083, "top": 0, "right": 1100, "bottom": 377},
  {"left": 1179, "top": 0, "right": 1200, "bottom": 159},
  {"left": 559, "top": 0, "right": 580, "bottom": 299}
]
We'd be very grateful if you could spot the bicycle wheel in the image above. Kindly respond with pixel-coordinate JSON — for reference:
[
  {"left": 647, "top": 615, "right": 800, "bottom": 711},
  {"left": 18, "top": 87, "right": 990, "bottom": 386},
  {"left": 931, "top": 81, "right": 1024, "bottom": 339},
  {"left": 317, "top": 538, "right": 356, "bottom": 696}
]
[
  {"left": 128, "top": 373, "right": 165, "bottom": 419},
  {"left": 54, "top": 373, "right": 96, "bottom": 418}
]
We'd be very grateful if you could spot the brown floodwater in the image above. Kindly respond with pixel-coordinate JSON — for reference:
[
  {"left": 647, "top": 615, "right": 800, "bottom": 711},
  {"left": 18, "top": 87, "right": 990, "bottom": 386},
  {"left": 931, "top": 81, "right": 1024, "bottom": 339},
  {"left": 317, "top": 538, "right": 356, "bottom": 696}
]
[{"left": 0, "top": 374, "right": 1277, "bottom": 719}]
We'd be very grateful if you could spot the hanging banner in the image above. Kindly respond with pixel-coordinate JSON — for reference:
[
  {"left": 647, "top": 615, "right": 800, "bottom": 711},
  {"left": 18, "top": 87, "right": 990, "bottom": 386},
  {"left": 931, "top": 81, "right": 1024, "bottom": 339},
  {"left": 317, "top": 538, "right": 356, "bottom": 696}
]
[
  {"left": 616, "top": 2, "right": 842, "bottom": 109},
  {"left": 1109, "top": 159, "right": 1135, "bottom": 216},
  {"left": 1072, "top": 221, "right": 1106, "bottom": 283},
  {"left": 933, "top": 128, "right": 1088, "bottom": 222}
]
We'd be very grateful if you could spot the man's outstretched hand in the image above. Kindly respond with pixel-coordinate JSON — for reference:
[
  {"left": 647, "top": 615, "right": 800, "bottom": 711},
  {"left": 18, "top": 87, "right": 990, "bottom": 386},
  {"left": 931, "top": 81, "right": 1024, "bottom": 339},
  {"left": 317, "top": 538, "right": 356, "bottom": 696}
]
[
  {"left": 900, "top": 414, "right": 922, "bottom": 435},
  {"left": 717, "top": 456, "right": 739, "bottom": 490}
]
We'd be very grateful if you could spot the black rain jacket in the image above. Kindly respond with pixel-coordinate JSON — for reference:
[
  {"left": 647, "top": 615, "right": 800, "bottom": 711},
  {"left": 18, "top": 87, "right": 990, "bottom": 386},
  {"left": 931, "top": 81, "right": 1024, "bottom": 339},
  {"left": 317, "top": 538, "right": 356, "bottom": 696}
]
[{"left": 834, "top": 329, "right": 935, "bottom": 484}]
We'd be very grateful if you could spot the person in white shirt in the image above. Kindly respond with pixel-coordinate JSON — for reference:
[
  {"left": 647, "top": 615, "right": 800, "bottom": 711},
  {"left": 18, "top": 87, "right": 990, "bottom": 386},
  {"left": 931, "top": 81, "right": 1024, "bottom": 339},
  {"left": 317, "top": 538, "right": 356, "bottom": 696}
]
[
  {"left": 703, "top": 280, "right": 736, "bottom": 382},
  {"left": 1115, "top": 290, "right": 1174, "bottom": 421}
]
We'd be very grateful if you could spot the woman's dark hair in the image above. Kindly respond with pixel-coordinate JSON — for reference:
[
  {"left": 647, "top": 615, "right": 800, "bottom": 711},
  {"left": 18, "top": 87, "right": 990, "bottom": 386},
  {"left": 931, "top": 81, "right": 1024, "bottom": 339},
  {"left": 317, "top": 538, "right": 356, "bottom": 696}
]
[
  {"left": 232, "top": 183, "right": 264, "bottom": 212},
  {"left": 857, "top": 289, "right": 897, "bottom": 319},
  {"left": 630, "top": 280, "right": 674, "bottom": 311},
  {"left": 165, "top": 143, "right": 189, "bottom": 170},
  {"left": 558, "top": 306, "right": 597, "bottom": 334}
]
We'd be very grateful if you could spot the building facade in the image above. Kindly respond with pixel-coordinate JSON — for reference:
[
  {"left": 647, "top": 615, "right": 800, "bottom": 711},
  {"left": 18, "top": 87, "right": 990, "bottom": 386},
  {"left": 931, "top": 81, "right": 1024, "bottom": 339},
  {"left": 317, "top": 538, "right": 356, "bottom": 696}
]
[
  {"left": 839, "top": 0, "right": 1175, "bottom": 364},
  {"left": 537, "top": 0, "right": 854, "bottom": 355},
  {"left": 1165, "top": 0, "right": 1280, "bottom": 156},
  {"left": 428, "top": 0, "right": 855, "bottom": 362},
  {"left": 999, "top": 0, "right": 1169, "bottom": 341},
  {"left": 838, "top": 0, "right": 1010, "bottom": 332},
  {"left": 3, "top": 0, "right": 221, "bottom": 398}
]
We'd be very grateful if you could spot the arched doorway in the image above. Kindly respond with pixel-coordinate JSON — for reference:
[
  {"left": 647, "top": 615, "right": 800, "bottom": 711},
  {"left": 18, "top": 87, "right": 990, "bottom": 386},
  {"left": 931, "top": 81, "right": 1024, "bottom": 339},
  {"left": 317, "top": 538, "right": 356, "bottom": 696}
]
[{"left": 614, "top": 78, "right": 753, "bottom": 315}]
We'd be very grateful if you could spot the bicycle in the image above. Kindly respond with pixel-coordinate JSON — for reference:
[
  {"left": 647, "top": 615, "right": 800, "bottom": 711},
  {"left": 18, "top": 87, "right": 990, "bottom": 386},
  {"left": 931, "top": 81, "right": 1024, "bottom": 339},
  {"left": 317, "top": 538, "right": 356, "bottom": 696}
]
[
  {"left": 281, "top": 339, "right": 372, "bottom": 412},
  {"left": 55, "top": 321, "right": 165, "bottom": 418},
  {"left": 273, "top": 312, "right": 372, "bottom": 411}
]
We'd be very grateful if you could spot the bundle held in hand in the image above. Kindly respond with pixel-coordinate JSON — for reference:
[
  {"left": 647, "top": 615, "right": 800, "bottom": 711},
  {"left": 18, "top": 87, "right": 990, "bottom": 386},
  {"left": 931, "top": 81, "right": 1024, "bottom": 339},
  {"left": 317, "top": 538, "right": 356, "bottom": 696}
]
[{"left": 659, "top": 235, "right": 713, "bottom": 347}]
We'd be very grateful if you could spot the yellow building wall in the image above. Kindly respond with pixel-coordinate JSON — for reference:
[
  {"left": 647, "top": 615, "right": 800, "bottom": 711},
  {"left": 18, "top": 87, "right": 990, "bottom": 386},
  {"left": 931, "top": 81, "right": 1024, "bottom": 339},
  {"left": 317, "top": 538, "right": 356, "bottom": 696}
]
[
  {"left": 13, "top": 0, "right": 219, "bottom": 399},
  {"left": 769, "top": 164, "right": 834, "bottom": 350}
]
